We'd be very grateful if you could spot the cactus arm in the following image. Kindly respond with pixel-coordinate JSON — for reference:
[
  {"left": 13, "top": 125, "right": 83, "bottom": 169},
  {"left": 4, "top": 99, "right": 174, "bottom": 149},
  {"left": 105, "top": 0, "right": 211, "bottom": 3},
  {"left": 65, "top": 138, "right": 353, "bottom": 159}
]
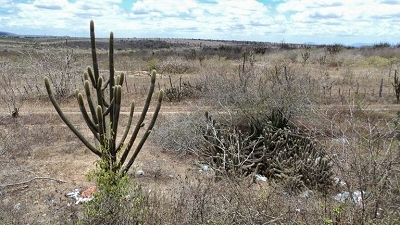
[
  {"left": 122, "top": 90, "right": 163, "bottom": 174},
  {"left": 110, "top": 85, "right": 121, "bottom": 161},
  {"left": 102, "top": 79, "right": 110, "bottom": 92},
  {"left": 112, "top": 86, "right": 122, "bottom": 142},
  {"left": 84, "top": 80, "right": 98, "bottom": 125},
  {"left": 109, "top": 31, "right": 115, "bottom": 109},
  {"left": 77, "top": 92, "right": 100, "bottom": 140},
  {"left": 87, "top": 67, "right": 96, "bottom": 87},
  {"left": 102, "top": 97, "right": 115, "bottom": 116},
  {"left": 119, "top": 73, "right": 125, "bottom": 86},
  {"left": 45, "top": 77, "right": 102, "bottom": 157},
  {"left": 96, "top": 105, "right": 105, "bottom": 148},
  {"left": 119, "top": 70, "right": 157, "bottom": 166},
  {"left": 116, "top": 101, "right": 135, "bottom": 152},
  {"left": 90, "top": 20, "right": 100, "bottom": 84}
]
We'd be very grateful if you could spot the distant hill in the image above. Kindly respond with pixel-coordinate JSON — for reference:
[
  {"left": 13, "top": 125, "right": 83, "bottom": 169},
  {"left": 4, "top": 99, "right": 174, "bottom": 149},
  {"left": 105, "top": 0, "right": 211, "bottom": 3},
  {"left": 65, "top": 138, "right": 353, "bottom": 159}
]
[{"left": 0, "top": 31, "right": 16, "bottom": 36}]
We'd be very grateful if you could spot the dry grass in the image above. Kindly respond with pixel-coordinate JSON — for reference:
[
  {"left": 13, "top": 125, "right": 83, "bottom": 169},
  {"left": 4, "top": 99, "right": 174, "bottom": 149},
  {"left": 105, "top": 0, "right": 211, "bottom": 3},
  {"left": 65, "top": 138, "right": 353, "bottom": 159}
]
[{"left": 1, "top": 36, "right": 400, "bottom": 224}]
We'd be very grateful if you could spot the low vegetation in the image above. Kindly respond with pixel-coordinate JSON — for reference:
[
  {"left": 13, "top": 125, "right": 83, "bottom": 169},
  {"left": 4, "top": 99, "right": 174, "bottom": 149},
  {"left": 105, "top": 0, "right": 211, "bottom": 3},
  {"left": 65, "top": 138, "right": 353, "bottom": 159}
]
[{"left": 1, "top": 20, "right": 400, "bottom": 224}]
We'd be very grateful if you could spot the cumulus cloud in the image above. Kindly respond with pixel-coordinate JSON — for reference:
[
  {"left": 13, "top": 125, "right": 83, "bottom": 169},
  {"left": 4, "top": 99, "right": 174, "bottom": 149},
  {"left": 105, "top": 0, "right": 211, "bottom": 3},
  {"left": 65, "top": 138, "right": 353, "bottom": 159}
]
[
  {"left": 0, "top": 0, "right": 398, "bottom": 44},
  {"left": 274, "top": 0, "right": 400, "bottom": 43}
]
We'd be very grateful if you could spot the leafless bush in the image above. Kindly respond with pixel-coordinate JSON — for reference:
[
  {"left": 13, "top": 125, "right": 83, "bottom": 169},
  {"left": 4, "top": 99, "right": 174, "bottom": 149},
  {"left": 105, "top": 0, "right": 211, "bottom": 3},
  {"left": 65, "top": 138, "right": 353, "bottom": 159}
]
[
  {"left": 143, "top": 176, "right": 296, "bottom": 224},
  {"left": 302, "top": 101, "right": 400, "bottom": 224},
  {"left": 329, "top": 107, "right": 400, "bottom": 222},
  {"left": 159, "top": 56, "right": 198, "bottom": 75},
  {"left": 150, "top": 112, "right": 205, "bottom": 154},
  {"left": 0, "top": 61, "right": 27, "bottom": 116},
  {"left": 25, "top": 46, "right": 82, "bottom": 99},
  {"left": 0, "top": 112, "right": 78, "bottom": 159}
]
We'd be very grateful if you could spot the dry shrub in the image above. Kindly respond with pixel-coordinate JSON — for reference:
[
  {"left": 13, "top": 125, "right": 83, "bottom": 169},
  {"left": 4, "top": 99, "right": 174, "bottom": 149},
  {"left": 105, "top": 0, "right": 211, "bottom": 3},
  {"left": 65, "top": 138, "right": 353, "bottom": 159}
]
[
  {"left": 142, "top": 176, "right": 302, "bottom": 225},
  {"left": 0, "top": 111, "right": 78, "bottom": 160},
  {"left": 26, "top": 47, "right": 83, "bottom": 99},
  {"left": 159, "top": 56, "right": 199, "bottom": 74},
  {"left": 150, "top": 112, "right": 205, "bottom": 154},
  {"left": 327, "top": 106, "right": 400, "bottom": 222}
]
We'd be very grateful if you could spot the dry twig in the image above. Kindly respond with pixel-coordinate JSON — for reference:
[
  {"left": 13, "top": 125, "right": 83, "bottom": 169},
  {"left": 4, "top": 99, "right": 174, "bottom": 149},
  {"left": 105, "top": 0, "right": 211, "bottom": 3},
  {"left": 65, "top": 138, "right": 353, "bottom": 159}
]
[{"left": 0, "top": 176, "right": 66, "bottom": 188}]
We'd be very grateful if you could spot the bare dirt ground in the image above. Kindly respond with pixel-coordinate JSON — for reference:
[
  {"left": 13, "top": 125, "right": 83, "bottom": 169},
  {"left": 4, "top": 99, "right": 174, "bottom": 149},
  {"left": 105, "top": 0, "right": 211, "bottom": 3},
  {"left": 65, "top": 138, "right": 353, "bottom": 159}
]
[
  {"left": 0, "top": 99, "right": 201, "bottom": 224},
  {"left": 1, "top": 97, "right": 398, "bottom": 224}
]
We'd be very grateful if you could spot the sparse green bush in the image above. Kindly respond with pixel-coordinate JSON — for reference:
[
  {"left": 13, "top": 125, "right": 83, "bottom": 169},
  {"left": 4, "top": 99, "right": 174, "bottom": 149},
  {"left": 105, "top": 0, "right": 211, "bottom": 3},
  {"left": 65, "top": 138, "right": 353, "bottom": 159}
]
[
  {"left": 367, "top": 55, "right": 391, "bottom": 67},
  {"left": 80, "top": 163, "right": 147, "bottom": 224},
  {"left": 146, "top": 59, "right": 159, "bottom": 72}
]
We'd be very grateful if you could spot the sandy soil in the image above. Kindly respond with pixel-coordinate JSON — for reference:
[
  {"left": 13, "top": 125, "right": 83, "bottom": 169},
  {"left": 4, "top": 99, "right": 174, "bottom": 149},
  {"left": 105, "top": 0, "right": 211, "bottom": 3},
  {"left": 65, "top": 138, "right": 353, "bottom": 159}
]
[{"left": 0, "top": 100, "right": 200, "bottom": 224}]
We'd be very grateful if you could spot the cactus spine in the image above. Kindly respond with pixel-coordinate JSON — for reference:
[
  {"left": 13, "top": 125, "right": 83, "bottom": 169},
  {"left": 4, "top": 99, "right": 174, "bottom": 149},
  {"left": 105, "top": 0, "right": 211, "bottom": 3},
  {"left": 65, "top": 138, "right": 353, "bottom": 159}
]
[{"left": 44, "top": 20, "right": 163, "bottom": 175}]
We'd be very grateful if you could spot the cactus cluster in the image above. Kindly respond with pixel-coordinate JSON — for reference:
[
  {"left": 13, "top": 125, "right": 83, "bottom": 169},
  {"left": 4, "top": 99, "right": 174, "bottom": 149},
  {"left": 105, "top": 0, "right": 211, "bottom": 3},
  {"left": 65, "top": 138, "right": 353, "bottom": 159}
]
[
  {"left": 164, "top": 76, "right": 197, "bottom": 101},
  {"left": 202, "top": 112, "right": 333, "bottom": 193},
  {"left": 45, "top": 20, "right": 163, "bottom": 175}
]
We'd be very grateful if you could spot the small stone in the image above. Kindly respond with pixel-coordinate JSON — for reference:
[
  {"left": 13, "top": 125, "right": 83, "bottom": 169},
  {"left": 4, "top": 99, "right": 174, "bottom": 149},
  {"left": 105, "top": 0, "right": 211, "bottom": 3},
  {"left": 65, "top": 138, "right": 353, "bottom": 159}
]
[
  {"left": 136, "top": 169, "right": 144, "bottom": 175},
  {"left": 255, "top": 174, "right": 267, "bottom": 182},
  {"left": 14, "top": 203, "right": 21, "bottom": 210},
  {"left": 201, "top": 165, "right": 210, "bottom": 171}
]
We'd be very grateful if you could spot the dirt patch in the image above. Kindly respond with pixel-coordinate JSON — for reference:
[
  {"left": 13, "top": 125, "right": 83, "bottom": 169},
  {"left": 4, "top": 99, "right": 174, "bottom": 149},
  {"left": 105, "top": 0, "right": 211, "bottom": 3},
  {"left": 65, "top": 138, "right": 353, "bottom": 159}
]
[{"left": 0, "top": 99, "right": 202, "bottom": 224}]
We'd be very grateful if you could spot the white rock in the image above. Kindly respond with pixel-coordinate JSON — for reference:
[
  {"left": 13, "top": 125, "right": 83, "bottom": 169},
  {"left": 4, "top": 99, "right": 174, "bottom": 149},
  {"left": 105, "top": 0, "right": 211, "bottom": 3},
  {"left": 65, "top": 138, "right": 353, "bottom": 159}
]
[
  {"left": 334, "top": 177, "right": 346, "bottom": 186},
  {"left": 201, "top": 164, "right": 210, "bottom": 171},
  {"left": 14, "top": 203, "right": 21, "bottom": 210},
  {"left": 255, "top": 174, "right": 267, "bottom": 182},
  {"left": 136, "top": 169, "right": 144, "bottom": 175}
]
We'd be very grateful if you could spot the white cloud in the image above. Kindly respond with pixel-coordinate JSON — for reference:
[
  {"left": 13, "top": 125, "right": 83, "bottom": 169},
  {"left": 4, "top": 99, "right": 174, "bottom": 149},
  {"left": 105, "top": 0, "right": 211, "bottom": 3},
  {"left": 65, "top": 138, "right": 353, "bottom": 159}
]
[
  {"left": 132, "top": 0, "right": 198, "bottom": 16},
  {"left": 274, "top": 0, "right": 400, "bottom": 43},
  {"left": 0, "top": 0, "right": 398, "bottom": 44}
]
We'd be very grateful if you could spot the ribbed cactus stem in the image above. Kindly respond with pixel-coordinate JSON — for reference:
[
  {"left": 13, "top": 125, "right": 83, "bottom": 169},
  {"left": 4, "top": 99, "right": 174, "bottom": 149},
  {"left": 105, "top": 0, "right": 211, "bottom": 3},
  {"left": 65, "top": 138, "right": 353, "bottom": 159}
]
[
  {"left": 117, "top": 100, "right": 135, "bottom": 151},
  {"left": 87, "top": 67, "right": 96, "bottom": 86},
  {"left": 84, "top": 80, "right": 98, "bottom": 124},
  {"left": 44, "top": 77, "right": 101, "bottom": 157},
  {"left": 122, "top": 89, "right": 163, "bottom": 174},
  {"left": 90, "top": 20, "right": 99, "bottom": 83},
  {"left": 119, "top": 73, "right": 125, "bottom": 85},
  {"left": 96, "top": 105, "right": 105, "bottom": 147},
  {"left": 112, "top": 85, "right": 122, "bottom": 142},
  {"left": 119, "top": 70, "right": 157, "bottom": 166},
  {"left": 77, "top": 92, "right": 99, "bottom": 138}
]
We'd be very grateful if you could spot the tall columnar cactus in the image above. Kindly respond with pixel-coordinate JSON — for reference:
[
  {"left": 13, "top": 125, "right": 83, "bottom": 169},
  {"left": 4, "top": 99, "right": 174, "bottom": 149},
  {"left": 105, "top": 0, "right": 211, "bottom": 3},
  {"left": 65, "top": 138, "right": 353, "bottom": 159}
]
[
  {"left": 392, "top": 70, "right": 400, "bottom": 103},
  {"left": 45, "top": 20, "right": 163, "bottom": 176}
]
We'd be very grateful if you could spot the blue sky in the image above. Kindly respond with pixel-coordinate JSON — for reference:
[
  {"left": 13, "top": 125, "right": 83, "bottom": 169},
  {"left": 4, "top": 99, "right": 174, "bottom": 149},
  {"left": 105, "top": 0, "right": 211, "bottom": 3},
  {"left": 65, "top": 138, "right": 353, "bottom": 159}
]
[{"left": 0, "top": 0, "right": 399, "bottom": 45}]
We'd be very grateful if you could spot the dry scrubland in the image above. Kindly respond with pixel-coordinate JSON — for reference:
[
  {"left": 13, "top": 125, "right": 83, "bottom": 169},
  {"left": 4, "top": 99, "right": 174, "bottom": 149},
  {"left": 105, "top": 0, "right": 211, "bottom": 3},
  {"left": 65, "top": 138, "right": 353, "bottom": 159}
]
[{"left": 1, "top": 36, "right": 400, "bottom": 224}]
